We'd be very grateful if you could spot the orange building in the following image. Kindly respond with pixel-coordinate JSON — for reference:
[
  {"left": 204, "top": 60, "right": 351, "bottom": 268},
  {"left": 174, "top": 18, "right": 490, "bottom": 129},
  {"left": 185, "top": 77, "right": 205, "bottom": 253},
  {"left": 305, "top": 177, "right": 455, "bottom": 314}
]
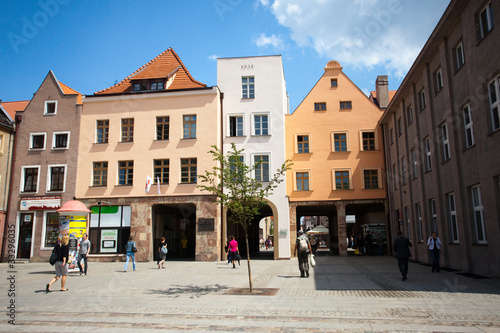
[{"left": 286, "top": 61, "right": 388, "bottom": 256}]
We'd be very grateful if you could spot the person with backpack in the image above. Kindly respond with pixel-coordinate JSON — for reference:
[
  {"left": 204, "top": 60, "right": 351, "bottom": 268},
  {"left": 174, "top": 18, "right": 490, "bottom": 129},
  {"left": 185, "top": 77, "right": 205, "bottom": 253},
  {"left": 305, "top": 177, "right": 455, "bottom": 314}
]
[
  {"left": 158, "top": 237, "right": 167, "bottom": 269},
  {"left": 294, "top": 230, "right": 312, "bottom": 278}
]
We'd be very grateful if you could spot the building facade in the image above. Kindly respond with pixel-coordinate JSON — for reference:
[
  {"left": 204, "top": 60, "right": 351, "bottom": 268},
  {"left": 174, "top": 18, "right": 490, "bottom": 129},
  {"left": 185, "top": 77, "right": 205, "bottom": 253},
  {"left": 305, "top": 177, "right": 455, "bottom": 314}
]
[
  {"left": 286, "top": 61, "right": 388, "bottom": 256},
  {"left": 4, "top": 71, "right": 82, "bottom": 262},
  {"left": 77, "top": 48, "right": 222, "bottom": 262},
  {"left": 379, "top": 0, "right": 500, "bottom": 276},
  {"left": 217, "top": 55, "right": 291, "bottom": 259}
]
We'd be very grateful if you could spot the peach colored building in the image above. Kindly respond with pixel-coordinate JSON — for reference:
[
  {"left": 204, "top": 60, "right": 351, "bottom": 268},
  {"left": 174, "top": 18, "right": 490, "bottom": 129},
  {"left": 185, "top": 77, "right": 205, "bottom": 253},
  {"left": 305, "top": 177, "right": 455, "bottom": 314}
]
[
  {"left": 286, "top": 61, "right": 388, "bottom": 256},
  {"left": 77, "top": 48, "right": 222, "bottom": 262}
]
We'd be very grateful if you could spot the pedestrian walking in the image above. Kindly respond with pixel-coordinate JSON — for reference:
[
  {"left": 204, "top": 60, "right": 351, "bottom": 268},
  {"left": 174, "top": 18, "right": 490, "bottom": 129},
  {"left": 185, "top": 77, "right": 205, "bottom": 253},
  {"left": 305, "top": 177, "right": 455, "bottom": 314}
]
[
  {"left": 427, "top": 232, "right": 442, "bottom": 273},
  {"left": 294, "top": 230, "right": 312, "bottom": 278},
  {"left": 124, "top": 236, "right": 137, "bottom": 272},
  {"left": 355, "top": 234, "right": 364, "bottom": 255},
  {"left": 158, "top": 237, "right": 167, "bottom": 269},
  {"left": 310, "top": 235, "right": 317, "bottom": 255},
  {"left": 46, "top": 235, "right": 70, "bottom": 292},
  {"left": 227, "top": 236, "right": 239, "bottom": 268},
  {"left": 393, "top": 230, "right": 412, "bottom": 281},
  {"left": 77, "top": 233, "right": 90, "bottom": 276}
]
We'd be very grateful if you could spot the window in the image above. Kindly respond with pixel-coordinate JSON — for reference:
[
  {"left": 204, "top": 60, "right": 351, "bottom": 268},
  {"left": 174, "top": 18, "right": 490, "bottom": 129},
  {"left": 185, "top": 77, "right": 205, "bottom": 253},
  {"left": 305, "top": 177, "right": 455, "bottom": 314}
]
[
  {"left": 254, "top": 155, "right": 269, "bottom": 182},
  {"left": 419, "top": 89, "right": 427, "bottom": 110},
  {"left": 44, "top": 212, "right": 59, "bottom": 248},
  {"left": 429, "top": 199, "right": 437, "bottom": 232},
  {"left": 93, "top": 162, "right": 108, "bottom": 186},
  {"left": 44, "top": 101, "right": 57, "bottom": 115},
  {"left": 0, "top": 134, "right": 3, "bottom": 153},
  {"left": 392, "top": 164, "right": 398, "bottom": 190},
  {"left": 488, "top": 77, "right": 500, "bottom": 131},
  {"left": 30, "top": 133, "right": 46, "bottom": 150},
  {"left": 333, "top": 132, "right": 348, "bottom": 152},
  {"left": 150, "top": 81, "right": 164, "bottom": 90},
  {"left": 254, "top": 114, "right": 269, "bottom": 136},
  {"left": 90, "top": 205, "right": 131, "bottom": 254},
  {"left": 181, "top": 158, "right": 197, "bottom": 183},
  {"left": 390, "top": 128, "right": 394, "bottom": 145},
  {"left": 411, "top": 148, "right": 418, "bottom": 179},
  {"left": 183, "top": 115, "right": 197, "bottom": 139},
  {"left": 434, "top": 68, "right": 443, "bottom": 93},
  {"left": 397, "top": 118, "right": 403, "bottom": 136},
  {"left": 455, "top": 42, "right": 465, "bottom": 71},
  {"left": 121, "top": 118, "right": 134, "bottom": 142},
  {"left": 48, "top": 165, "right": 65, "bottom": 192},
  {"left": 331, "top": 79, "right": 338, "bottom": 87},
  {"left": 335, "top": 170, "right": 350, "bottom": 190},
  {"left": 407, "top": 105, "right": 413, "bottom": 125},
  {"left": 52, "top": 132, "right": 69, "bottom": 149},
  {"left": 441, "top": 123, "right": 450, "bottom": 161},
  {"left": 416, "top": 203, "right": 423, "bottom": 242},
  {"left": 118, "top": 161, "right": 133, "bottom": 185},
  {"left": 229, "top": 155, "right": 244, "bottom": 182},
  {"left": 242, "top": 76, "right": 254, "bottom": 99},
  {"left": 314, "top": 102, "right": 326, "bottom": 111},
  {"left": 97, "top": 120, "right": 109, "bottom": 144},
  {"left": 340, "top": 101, "right": 352, "bottom": 109},
  {"left": 296, "top": 171, "right": 309, "bottom": 191},
  {"left": 229, "top": 115, "right": 244, "bottom": 137},
  {"left": 448, "top": 193, "right": 459, "bottom": 243},
  {"left": 363, "top": 170, "right": 379, "bottom": 189},
  {"left": 472, "top": 185, "right": 486, "bottom": 243},
  {"left": 478, "top": 2, "right": 494, "bottom": 40},
  {"left": 156, "top": 116, "right": 169, "bottom": 140},
  {"left": 22, "top": 166, "right": 39, "bottom": 192},
  {"left": 401, "top": 156, "right": 407, "bottom": 185},
  {"left": 463, "top": 104, "right": 475, "bottom": 148},
  {"left": 297, "top": 135, "right": 309, "bottom": 153},
  {"left": 424, "top": 137, "right": 432, "bottom": 171},
  {"left": 133, "top": 83, "right": 143, "bottom": 91},
  {"left": 404, "top": 206, "right": 411, "bottom": 239},
  {"left": 154, "top": 159, "right": 169, "bottom": 184},
  {"left": 362, "top": 131, "right": 376, "bottom": 151}
]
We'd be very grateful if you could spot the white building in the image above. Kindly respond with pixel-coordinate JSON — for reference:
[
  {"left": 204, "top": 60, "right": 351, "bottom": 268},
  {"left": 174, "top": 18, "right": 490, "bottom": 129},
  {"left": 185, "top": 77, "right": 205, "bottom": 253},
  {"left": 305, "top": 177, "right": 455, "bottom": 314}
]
[{"left": 217, "top": 55, "right": 290, "bottom": 259}]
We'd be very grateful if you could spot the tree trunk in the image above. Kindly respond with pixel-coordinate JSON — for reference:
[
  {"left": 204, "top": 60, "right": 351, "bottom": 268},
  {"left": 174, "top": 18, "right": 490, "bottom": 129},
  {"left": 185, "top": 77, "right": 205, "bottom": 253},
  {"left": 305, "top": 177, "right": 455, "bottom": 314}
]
[{"left": 245, "top": 229, "right": 252, "bottom": 292}]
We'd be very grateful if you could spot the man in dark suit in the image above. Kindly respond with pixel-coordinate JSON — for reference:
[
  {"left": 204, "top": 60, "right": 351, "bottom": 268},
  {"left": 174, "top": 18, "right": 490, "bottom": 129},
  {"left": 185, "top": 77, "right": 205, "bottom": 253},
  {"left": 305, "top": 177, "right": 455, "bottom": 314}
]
[{"left": 393, "top": 230, "right": 412, "bottom": 281}]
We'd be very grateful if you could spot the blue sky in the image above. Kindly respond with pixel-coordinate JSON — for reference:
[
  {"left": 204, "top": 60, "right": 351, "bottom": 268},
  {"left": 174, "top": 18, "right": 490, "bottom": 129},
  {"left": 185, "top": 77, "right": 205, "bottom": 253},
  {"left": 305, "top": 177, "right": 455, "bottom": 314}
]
[{"left": 1, "top": 0, "right": 450, "bottom": 112}]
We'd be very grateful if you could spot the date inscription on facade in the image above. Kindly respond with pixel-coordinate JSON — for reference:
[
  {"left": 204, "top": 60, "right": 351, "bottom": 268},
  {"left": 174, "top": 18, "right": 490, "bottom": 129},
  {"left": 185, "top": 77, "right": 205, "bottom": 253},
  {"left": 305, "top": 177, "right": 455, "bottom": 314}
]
[{"left": 198, "top": 218, "right": 215, "bottom": 232}]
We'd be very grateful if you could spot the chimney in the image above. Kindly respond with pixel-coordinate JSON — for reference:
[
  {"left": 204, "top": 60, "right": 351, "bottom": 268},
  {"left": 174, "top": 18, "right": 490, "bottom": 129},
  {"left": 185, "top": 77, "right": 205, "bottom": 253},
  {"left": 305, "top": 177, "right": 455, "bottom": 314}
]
[{"left": 376, "top": 75, "right": 389, "bottom": 109}]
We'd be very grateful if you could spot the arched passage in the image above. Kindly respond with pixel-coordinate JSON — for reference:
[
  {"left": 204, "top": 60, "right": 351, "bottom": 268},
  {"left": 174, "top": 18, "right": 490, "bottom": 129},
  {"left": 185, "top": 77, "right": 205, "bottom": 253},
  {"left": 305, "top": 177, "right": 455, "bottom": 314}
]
[{"left": 295, "top": 204, "right": 338, "bottom": 255}]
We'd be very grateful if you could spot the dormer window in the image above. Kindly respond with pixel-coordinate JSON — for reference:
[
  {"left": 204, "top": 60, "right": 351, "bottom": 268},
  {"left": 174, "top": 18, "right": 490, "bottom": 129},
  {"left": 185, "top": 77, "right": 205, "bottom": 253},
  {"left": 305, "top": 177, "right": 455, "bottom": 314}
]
[
  {"left": 150, "top": 82, "right": 164, "bottom": 90},
  {"left": 133, "top": 83, "right": 143, "bottom": 91}
]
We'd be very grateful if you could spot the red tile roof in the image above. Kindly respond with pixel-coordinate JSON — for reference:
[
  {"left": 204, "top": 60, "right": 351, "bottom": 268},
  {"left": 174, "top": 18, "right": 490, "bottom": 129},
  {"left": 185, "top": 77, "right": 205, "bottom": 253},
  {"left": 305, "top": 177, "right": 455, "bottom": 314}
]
[
  {"left": 369, "top": 90, "right": 397, "bottom": 107},
  {"left": 94, "top": 48, "right": 206, "bottom": 95},
  {"left": 59, "top": 81, "right": 83, "bottom": 104},
  {"left": 1, "top": 100, "right": 29, "bottom": 119}
]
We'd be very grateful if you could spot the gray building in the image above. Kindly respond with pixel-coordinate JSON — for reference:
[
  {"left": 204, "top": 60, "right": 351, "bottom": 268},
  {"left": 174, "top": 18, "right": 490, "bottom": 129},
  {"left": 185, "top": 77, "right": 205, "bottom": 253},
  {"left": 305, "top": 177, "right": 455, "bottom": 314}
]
[{"left": 379, "top": 0, "right": 500, "bottom": 276}]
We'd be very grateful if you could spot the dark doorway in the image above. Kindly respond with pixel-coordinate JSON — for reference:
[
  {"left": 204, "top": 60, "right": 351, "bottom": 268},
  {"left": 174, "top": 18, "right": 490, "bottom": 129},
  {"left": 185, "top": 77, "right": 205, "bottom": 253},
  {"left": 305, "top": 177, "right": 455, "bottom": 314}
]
[
  {"left": 153, "top": 204, "right": 196, "bottom": 261},
  {"left": 296, "top": 205, "right": 337, "bottom": 255},
  {"left": 18, "top": 213, "right": 34, "bottom": 258}
]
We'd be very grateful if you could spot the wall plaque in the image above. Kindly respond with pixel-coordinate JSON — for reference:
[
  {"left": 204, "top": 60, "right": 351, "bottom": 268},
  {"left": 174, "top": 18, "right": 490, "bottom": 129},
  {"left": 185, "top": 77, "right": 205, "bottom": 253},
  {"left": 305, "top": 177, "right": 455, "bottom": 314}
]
[{"left": 198, "top": 218, "right": 215, "bottom": 232}]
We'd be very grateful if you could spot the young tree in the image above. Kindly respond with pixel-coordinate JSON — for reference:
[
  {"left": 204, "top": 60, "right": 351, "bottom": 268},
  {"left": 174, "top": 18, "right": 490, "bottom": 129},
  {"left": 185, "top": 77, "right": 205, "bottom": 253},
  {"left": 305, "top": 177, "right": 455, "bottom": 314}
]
[{"left": 198, "top": 143, "right": 292, "bottom": 292}]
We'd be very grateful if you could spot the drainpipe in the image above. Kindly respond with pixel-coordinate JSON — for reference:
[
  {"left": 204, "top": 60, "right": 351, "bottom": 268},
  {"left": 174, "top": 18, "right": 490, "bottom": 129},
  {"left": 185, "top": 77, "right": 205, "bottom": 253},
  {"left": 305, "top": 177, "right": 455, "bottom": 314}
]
[{"left": 219, "top": 89, "right": 225, "bottom": 261}]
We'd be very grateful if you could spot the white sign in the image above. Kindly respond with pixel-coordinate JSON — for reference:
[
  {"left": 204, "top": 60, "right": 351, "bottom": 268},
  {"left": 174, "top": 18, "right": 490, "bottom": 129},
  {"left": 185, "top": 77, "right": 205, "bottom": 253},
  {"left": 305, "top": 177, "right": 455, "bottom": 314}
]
[
  {"left": 20, "top": 196, "right": 61, "bottom": 211},
  {"left": 346, "top": 215, "right": 356, "bottom": 223}
]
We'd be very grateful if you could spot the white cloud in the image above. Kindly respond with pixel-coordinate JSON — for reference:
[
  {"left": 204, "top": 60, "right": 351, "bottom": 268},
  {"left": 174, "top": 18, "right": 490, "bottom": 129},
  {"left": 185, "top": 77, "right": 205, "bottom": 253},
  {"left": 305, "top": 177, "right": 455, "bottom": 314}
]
[
  {"left": 252, "top": 33, "right": 285, "bottom": 50},
  {"left": 208, "top": 55, "right": 219, "bottom": 61},
  {"left": 267, "top": 0, "right": 450, "bottom": 75}
]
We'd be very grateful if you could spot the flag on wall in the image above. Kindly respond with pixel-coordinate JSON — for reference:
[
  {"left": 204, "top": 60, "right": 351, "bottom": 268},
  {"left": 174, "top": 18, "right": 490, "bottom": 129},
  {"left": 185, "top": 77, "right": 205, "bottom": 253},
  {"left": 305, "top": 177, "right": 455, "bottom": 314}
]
[
  {"left": 157, "top": 176, "right": 161, "bottom": 195},
  {"left": 145, "top": 175, "right": 153, "bottom": 193}
]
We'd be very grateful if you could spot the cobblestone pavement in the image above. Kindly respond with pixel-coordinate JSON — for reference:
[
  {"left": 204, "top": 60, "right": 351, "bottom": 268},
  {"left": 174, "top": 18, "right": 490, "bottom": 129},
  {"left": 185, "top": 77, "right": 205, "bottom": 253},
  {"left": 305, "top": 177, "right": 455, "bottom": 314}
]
[{"left": 2, "top": 255, "right": 500, "bottom": 332}]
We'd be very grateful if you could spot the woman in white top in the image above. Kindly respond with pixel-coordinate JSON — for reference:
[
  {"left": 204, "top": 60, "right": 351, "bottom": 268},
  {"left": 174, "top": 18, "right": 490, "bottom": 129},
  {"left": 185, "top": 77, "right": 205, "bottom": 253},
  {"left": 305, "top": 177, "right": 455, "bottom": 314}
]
[{"left": 427, "top": 232, "right": 442, "bottom": 272}]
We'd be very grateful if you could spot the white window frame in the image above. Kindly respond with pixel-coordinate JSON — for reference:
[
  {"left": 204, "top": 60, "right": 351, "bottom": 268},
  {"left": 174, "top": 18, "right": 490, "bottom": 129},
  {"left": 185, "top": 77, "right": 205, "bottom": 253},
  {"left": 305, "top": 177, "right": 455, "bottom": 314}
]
[
  {"left": 331, "top": 131, "right": 349, "bottom": 152},
  {"left": 29, "top": 132, "right": 47, "bottom": 150},
  {"left": 332, "top": 168, "right": 351, "bottom": 190},
  {"left": 44, "top": 100, "right": 57, "bottom": 115},
  {"left": 294, "top": 169, "right": 311, "bottom": 191},
  {"left": 41, "top": 211, "right": 59, "bottom": 250},
  {"left": 416, "top": 203, "right": 423, "bottom": 242},
  {"left": 20, "top": 165, "right": 41, "bottom": 193},
  {"left": 360, "top": 130, "right": 377, "bottom": 151},
  {"left": 488, "top": 77, "right": 500, "bottom": 131},
  {"left": 441, "top": 123, "right": 450, "bottom": 161},
  {"left": 253, "top": 153, "right": 270, "bottom": 182},
  {"left": 424, "top": 137, "right": 432, "bottom": 171},
  {"left": 46, "top": 164, "right": 67, "bottom": 193},
  {"left": 227, "top": 114, "right": 245, "bottom": 137},
  {"left": 455, "top": 42, "right": 465, "bottom": 70},
  {"left": 295, "top": 133, "right": 312, "bottom": 154},
  {"left": 52, "top": 131, "right": 70, "bottom": 150},
  {"left": 411, "top": 148, "right": 418, "bottom": 179},
  {"left": 0, "top": 133, "right": 4, "bottom": 154},
  {"left": 472, "top": 185, "right": 487, "bottom": 244},
  {"left": 435, "top": 68, "right": 443, "bottom": 93},
  {"left": 252, "top": 112, "right": 270, "bottom": 136},
  {"left": 479, "top": 2, "right": 494, "bottom": 40},
  {"left": 242, "top": 76, "right": 255, "bottom": 99},
  {"left": 463, "top": 104, "right": 475, "bottom": 148},
  {"left": 448, "top": 193, "right": 459, "bottom": 243},
  {"left": 362, "top": 168, "right": 380, "bottom": 189},
  {"left": 419, "top": 89, "right": 427, "bottom": 110}
]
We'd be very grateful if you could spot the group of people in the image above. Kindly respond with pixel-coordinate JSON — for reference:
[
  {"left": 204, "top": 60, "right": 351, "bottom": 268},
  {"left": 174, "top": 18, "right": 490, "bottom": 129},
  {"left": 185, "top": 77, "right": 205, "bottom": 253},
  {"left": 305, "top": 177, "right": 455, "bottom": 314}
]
[
  {"left": 259, "top": 238, "right": 273, "bottom": 250},
  {"left": 349, "top": 231, "right": 385, "bottom": 256}
]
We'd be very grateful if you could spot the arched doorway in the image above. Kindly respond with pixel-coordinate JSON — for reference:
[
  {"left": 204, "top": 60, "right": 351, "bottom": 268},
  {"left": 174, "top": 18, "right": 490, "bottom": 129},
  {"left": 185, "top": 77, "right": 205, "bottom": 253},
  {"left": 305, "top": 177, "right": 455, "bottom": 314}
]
[{"left": 152, "top": 204, "right": 196, "bottom": 261}]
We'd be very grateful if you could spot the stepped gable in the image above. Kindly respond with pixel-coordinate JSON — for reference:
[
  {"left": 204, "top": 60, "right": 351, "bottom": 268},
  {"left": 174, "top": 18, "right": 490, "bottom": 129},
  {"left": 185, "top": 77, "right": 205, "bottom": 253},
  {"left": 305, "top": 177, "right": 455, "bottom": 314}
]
[
  {"left": 58, "top": 81, "right": 82, "bottom": 104},
  {"left": 94, "top": 48, "right": 206, "bottom": 95}
]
